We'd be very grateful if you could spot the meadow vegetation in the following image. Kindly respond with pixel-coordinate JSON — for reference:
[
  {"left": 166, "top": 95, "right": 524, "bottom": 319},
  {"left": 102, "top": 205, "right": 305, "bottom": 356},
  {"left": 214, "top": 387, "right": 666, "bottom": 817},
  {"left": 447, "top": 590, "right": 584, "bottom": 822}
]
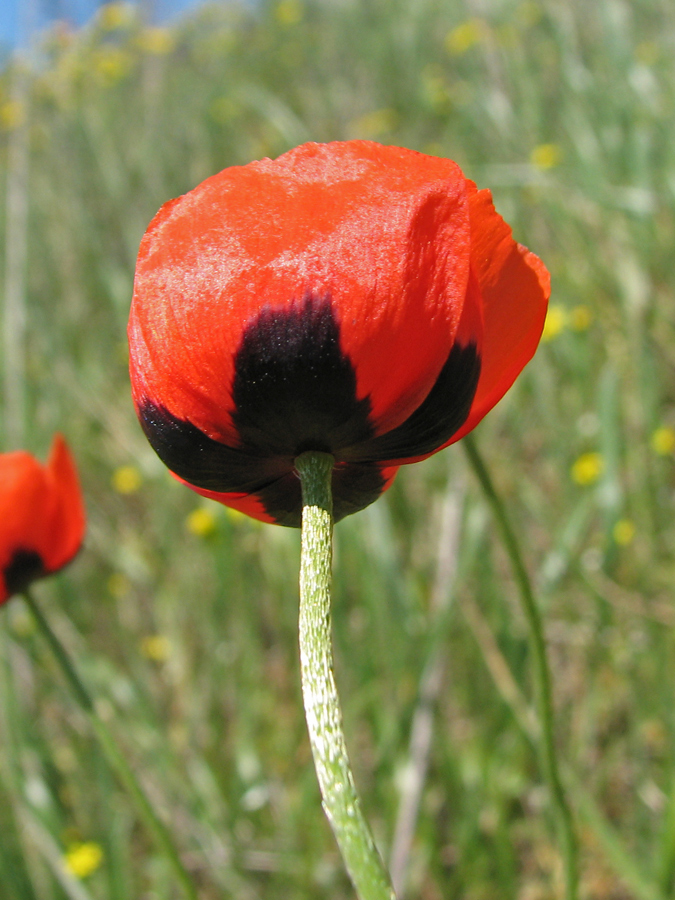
[{"left": 1, "top": 0, "right": 674, "bottom": 897}]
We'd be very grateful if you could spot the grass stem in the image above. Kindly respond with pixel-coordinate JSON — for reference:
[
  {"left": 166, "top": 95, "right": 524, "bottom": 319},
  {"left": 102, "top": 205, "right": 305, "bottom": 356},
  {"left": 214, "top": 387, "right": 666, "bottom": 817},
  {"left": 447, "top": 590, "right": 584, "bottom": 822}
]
[{"left": 463, "top": 434, "right": 579, "bottom": 900}]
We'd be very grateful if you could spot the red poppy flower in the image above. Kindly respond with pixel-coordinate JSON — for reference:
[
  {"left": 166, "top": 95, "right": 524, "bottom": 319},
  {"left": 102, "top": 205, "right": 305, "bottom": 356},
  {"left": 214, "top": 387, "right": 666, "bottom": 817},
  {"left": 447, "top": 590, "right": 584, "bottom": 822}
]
[
  {"left": 129, "top": 141, "right": 549, "bottom": 526},
  {"left": 0, "top": 435, "right": 86, "bottom": 604}
]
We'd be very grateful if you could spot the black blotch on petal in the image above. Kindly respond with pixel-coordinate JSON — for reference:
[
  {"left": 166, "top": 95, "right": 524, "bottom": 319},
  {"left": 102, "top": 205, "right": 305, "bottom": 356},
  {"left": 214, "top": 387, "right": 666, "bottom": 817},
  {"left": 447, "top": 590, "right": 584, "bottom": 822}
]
[
  {"left": 350, "top": 342, "right": 481, "bottom": 462},
  {"left": 253, "top": 462, "right": 389, "bottom": 528},
  {"left": 4, "top": 549, "right": 46, "bottom": 595},
  {"left": 231, "top": 294, "right": 375, "bottom": 456},
  {"left": 137, "top": 401, "right": 288, "bottom": 495}
]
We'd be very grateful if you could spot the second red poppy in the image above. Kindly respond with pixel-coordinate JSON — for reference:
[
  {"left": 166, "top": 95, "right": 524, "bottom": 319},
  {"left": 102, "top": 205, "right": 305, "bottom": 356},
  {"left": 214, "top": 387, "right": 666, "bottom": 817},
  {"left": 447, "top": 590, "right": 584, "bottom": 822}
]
[{"left": 0, "top": 435, "right": 85, "bottom": 604}]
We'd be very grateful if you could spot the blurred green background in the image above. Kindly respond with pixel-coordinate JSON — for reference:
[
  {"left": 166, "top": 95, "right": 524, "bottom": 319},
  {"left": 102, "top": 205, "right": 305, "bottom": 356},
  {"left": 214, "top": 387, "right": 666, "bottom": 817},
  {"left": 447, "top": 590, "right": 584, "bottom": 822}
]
[{"left": 1, "top": 0, "right": 674, "bottom": 896}]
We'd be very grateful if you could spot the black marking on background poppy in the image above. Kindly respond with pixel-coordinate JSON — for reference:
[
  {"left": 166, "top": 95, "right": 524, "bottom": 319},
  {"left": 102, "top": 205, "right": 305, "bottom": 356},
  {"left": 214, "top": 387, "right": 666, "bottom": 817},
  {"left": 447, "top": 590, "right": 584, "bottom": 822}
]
[
  {"left": 4, "top": 549, "right": 46, "bottom": 595},
  {"left": 351, "top": 342, "right": 481, "bottom": 462},
  {"left": 231, "top": 294, "right": 375, "bottom": 456}
]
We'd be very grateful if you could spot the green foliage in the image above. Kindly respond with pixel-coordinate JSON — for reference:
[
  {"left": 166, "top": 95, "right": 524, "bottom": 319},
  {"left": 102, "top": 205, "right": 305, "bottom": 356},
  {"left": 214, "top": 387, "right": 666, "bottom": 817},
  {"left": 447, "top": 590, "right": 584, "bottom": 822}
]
[{"left": 1, "top": 0, "right": 675, "bottom": 896}]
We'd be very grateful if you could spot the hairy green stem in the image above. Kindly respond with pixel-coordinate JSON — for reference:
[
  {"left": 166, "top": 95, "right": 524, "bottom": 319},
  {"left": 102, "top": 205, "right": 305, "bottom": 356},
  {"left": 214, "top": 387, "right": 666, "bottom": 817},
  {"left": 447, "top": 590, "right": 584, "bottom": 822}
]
[
  {"left": 463, "top": 434, "right": 579, "bottom": 900},
  {"left": 22, "top": 589, "right": 199, "bottom": 900},
  {"left": 295, "top": 451, "right": 396, "bottom": 900}
]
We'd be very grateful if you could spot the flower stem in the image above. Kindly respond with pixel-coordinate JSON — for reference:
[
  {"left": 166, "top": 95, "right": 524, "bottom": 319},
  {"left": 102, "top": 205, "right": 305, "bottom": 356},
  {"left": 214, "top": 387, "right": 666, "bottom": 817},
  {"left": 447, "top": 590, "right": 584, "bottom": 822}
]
[
  {"left": 22, "top": 589, "right": 199, "bottom": 900},
  {"left": 463, "top": 434, "right": 579, "bottom": 900},
  {"left": 295, "top": 451, "right": 396, "bottom": 900}
]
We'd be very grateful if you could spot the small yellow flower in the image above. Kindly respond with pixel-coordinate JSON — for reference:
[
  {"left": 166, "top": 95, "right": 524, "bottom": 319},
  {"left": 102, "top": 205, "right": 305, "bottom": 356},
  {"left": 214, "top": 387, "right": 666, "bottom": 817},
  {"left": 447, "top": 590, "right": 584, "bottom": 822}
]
[
  {"left": 635, "top": 41, "right": 659, "bottom": 66},
  {"left": 112, "top": 465, "right": 142, "bottom": 495},
  {"left": 210, "top": 96, "right": 239, "bottom": 123},
  {"left": 98, "top": 1, "right": 135, "bottom": 30},
  {"left": 92, "top": 47, "right": 133, "bottom": 86},
  {"left": 275, "top": 0, "right": 303, "bottom": 26},
  {"left": 570, "top": 305, "right": 592, "bottom": 331},
  {"left": 612, "top": 519, "right": 635, "bottom": 546},
  {"left": 516, "top": 1, "right": 543, "bottom": 27},
  {"left": 186, "top": 507, "right": 217, "bottom": 537},
  {"left": 651, "top": 426, "right": 675, "bottom": 456},
  {"left": 107, "top": 572, "right": 131, "bottom": 599},
  {"left": 136, "top": 27, "right": 175, "bottom": 55},
  {"left": 530, "top": 143, "right": 563, "bottom": 170},
  {"left": 421, "top": 68, "right": 452, "bottom": 113},
  {"left": 541, "top": 305, "right": 567, "bottom": 342},
  {"left": 63, "top": 842, "right": 103, "bottom": 879},
  {"left": 571, "top": 452, "right": 604, "bottom": 486},
  {"left": 140, "top": 634, "right": 171, "bottom": 662},
  {"left": 445, "top": 19, "right": 487, "bottom": 55},
  {"left": 0, "top": 100, "right": 26, "bottom": 130},
  {"left": 348, "top": 108, "right": 398, "bottom": 139}
]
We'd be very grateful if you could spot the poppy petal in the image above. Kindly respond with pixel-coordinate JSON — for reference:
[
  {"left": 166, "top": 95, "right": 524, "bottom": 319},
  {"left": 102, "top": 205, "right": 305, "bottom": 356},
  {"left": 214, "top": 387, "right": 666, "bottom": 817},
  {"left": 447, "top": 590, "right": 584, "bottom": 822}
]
[
  {"left": 448, "top": 186, "right": 550, "bottom": 443},
  {"left": 349, "top": 265, "right": 484, "bottom": 465},
  {"left": 43, "top": 435, "right": 87, "bottom": 573}
]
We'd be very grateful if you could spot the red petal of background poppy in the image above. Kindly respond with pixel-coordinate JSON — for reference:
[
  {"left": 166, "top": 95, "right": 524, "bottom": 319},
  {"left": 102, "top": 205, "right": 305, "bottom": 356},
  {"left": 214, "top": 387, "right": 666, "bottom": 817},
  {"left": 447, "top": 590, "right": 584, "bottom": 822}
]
[
  {"left": 448, "top": 185, "right": 550, "bottom": 444},
  {"left": 0, "top": 451, "right": 53, "bottom": 580},
  {"left": 42, "top": 435, "right": 86, "bottom": 573}
]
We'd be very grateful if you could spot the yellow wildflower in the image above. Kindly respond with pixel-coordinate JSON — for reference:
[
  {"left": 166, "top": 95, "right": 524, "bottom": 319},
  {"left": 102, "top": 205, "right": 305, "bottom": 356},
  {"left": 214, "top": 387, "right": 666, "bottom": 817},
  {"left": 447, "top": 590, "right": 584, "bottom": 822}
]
[
  {"left": 612, "top": 519, "right": 635, "bottom": 546},
  {"left": 141, "top": 634, "right": 171, "bottom": 662},
  {"left": 107, "top": 573, "right": 131, "bottom": 599},
  {"left": 530, "top": 143, "right": 563, "bottom": 170},
  {"left": 63, "top": 842, "right": 103, "bottom": 879},
  {"left": 136, "top": 27, "right": 175, "bottom": 55},
  {"left": 516, "top": 2, "right": 543, "bottom": 27},
  {"left": 569, "top": 305, "right": 592, "bottom": 331},
  {"left": 112, "top": 465, "right": 142, "bottom": 495},
  {"left": 210, "top": 96, "right": 239, "bottom": 123},
  {"left": 92, "top": 47, "right": 133, "bottom": 86},
  {"left": 348, "top": 109, "right": 398, "bottom": 139},
  {"left": 651, "top": 426, "right": 675, "bottom": 456},
  {"left": 541, "top": 305, "right": 567, "bottom": 342},
  {"left": 635, "top": 41, "right": 659, "bottom": 66},
  {"left": 186, "top": 507, "right": 217, "bottom": 537},
  {"left": 0, "top": 100, "right": 26, "bottom": 130},
  {"left": 98, "top": 1, "right": 135, "bottom": 30},
  {"left": 571, "top": 452, "right": 604, "bottom": 486},
  {"left": 275, "top": 0, "right": 303, "bottom": 26},
  {"left": 421, "top": 67, "right": 452, "bottom": 113},
  {"left": 445, "top": 19, "right": 487, "bottom": 55}
]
